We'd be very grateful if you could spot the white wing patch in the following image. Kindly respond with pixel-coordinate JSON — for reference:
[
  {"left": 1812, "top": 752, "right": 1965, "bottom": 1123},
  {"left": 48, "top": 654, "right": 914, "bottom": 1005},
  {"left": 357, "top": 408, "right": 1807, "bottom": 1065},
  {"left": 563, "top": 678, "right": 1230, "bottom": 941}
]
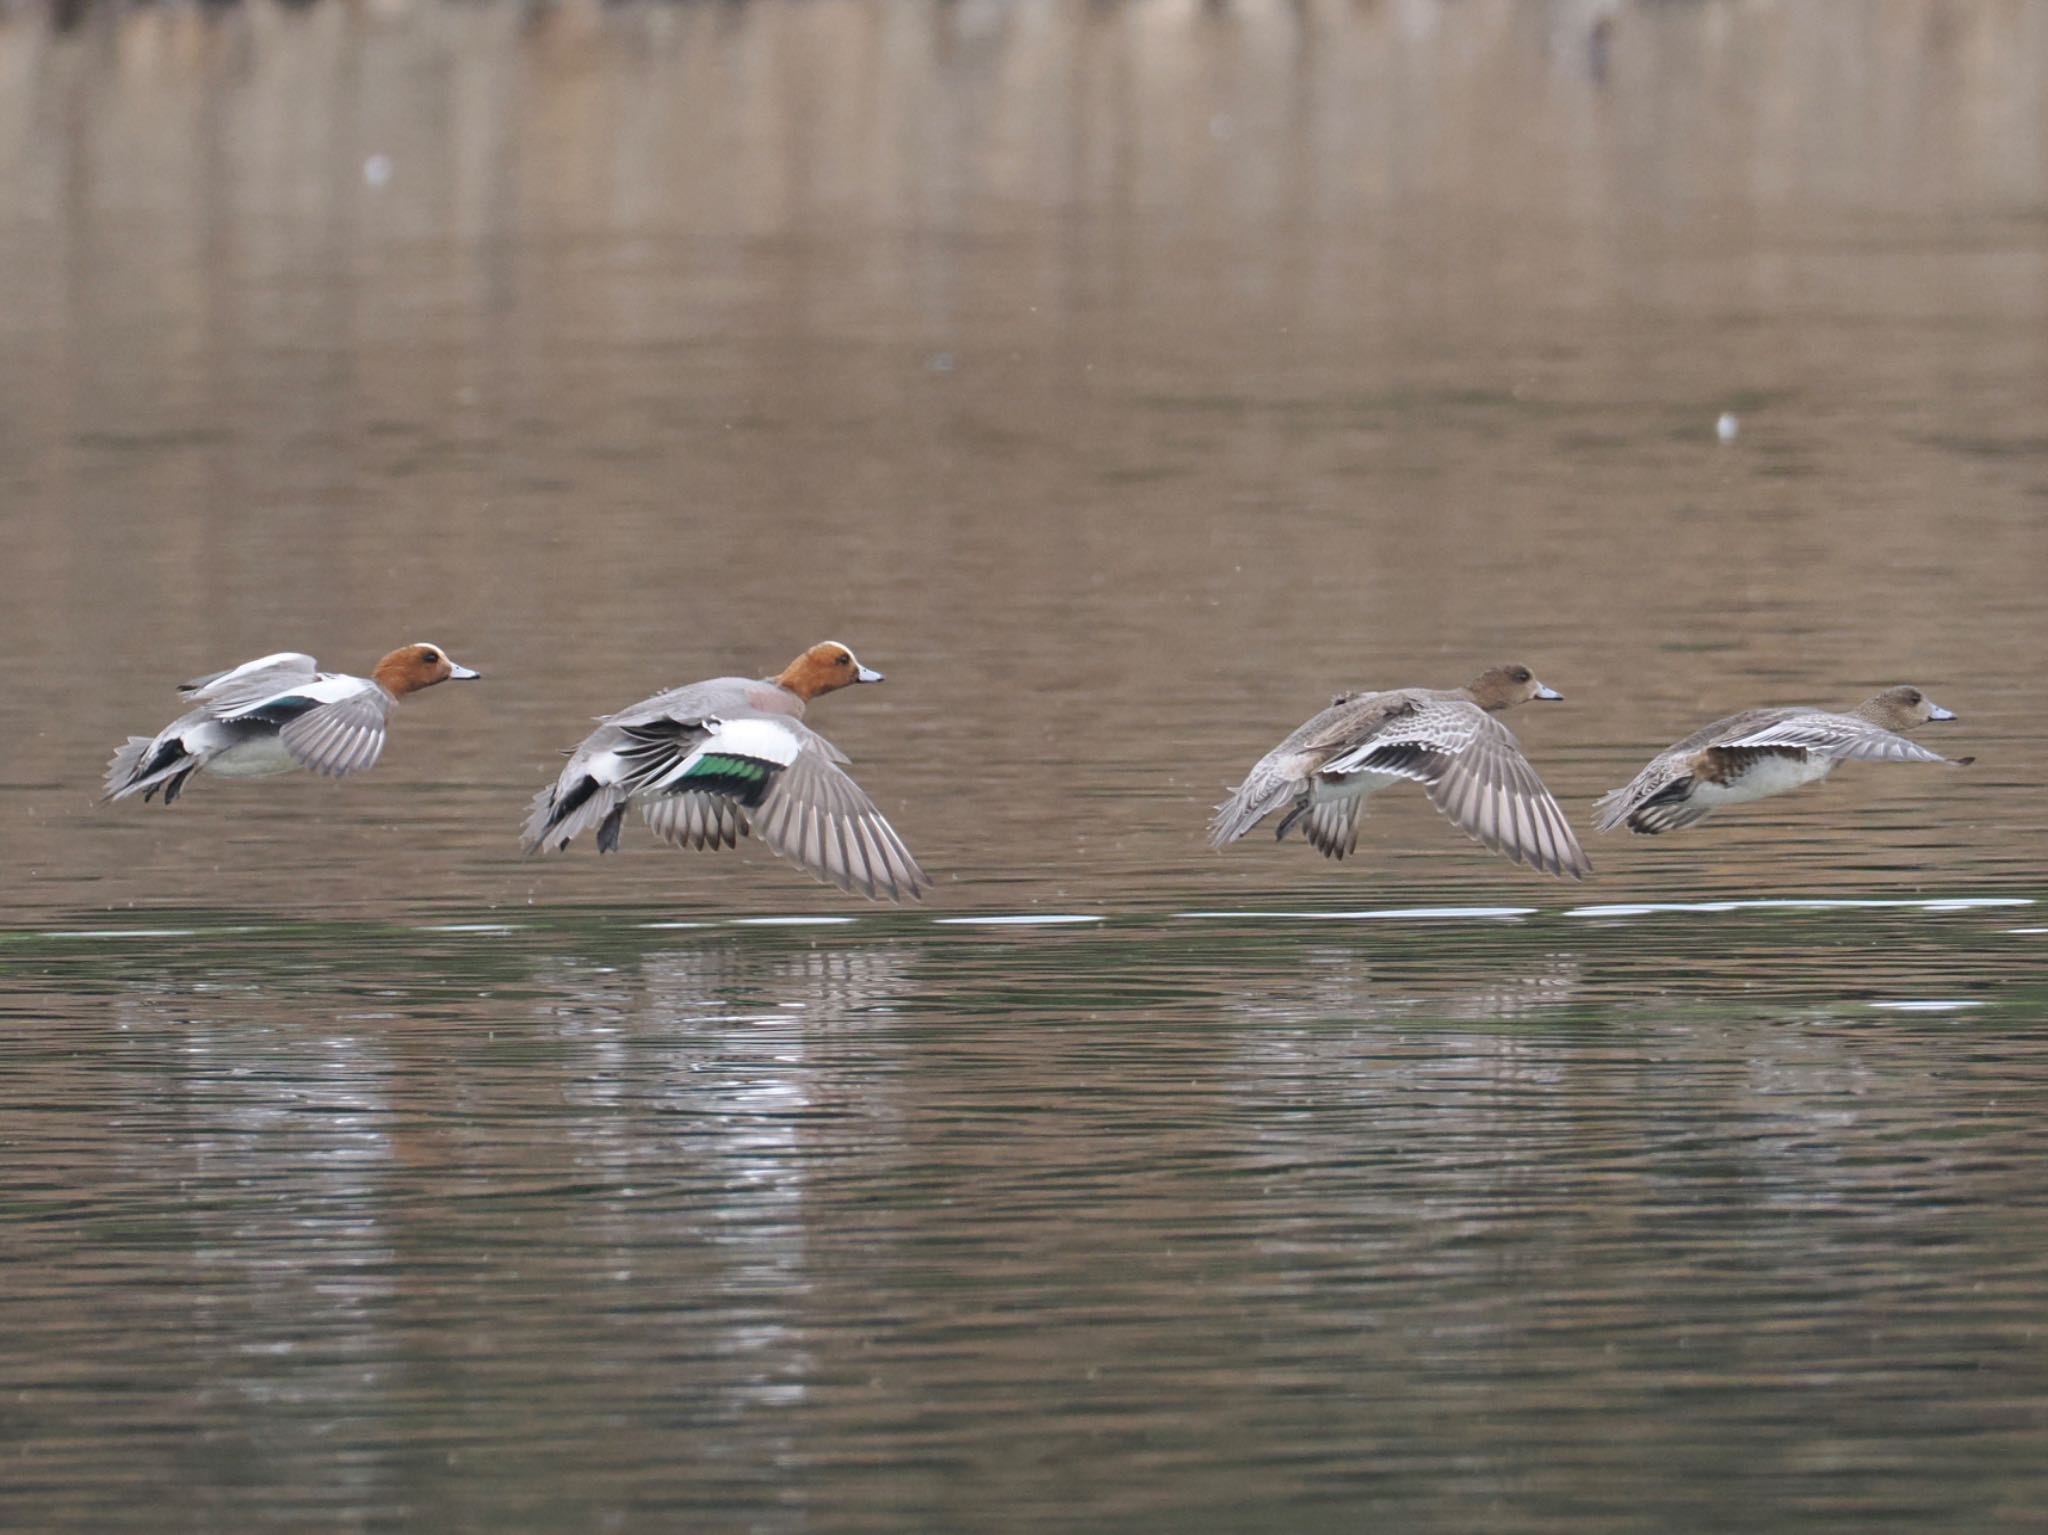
[
  {"left": 211, "top": 668, "right": 370, "bottom": 720},
  {"left": 704, "top": 716, "right": 805, "bottom": 765},
  {"left": 643, "top": 716, "right": 805, "bottom": 792},
  {"left": 582, "top": 749, "right": 631, "bottom": 788},
  {"left": 300, "top": 673, "right": 375, "bottom": 704},
  {"left": 181, "top": 653, "right": 324, "bottom": 716},
  {"left": 183, "top": 651, "right": 316, "bottom": 695}
]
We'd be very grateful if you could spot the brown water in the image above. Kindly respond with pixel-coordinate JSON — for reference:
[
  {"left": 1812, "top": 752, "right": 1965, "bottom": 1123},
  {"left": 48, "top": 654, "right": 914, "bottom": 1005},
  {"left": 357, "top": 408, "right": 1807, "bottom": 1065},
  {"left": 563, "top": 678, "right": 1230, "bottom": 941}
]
[{"left": 3, "top": 0, "right": 2047, "bottom": 1528}]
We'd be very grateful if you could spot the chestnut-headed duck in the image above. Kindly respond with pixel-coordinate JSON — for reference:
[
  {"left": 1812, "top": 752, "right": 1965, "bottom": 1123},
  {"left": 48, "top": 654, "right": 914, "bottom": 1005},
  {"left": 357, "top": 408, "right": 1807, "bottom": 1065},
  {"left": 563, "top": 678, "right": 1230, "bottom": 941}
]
[
  {"left": 1593, "top": 685, "right": 1972, "bottom": 835},
  {"left": 104, "top": 644, "right": 480, "bottom": 804},
  {"left": 1211, "top": 664, "right": 1592, "bottom": 880},
  {"left": 522, "top": 640, "right": 931, "bottom": 903}
]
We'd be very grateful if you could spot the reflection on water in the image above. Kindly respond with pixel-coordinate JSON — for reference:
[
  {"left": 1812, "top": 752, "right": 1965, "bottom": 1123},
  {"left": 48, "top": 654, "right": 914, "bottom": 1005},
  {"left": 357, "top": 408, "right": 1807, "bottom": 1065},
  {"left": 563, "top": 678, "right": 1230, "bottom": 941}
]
[
  {"left": 4, "top": 0, "right": 2048, "bottom": 1528},
  {"left": 10, "top": 903, "right": 2048, "bottom": 1527}
]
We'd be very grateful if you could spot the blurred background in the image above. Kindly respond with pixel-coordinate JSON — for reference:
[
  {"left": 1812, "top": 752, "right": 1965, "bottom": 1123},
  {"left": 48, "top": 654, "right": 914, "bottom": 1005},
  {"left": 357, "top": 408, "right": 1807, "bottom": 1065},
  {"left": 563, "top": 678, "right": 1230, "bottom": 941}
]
[
  {"left": 2, "top": 0, "right": 2043, "bottom": 915},
  {"left": 3, "top": 2, "right": 2047, "bottom": 1530}
]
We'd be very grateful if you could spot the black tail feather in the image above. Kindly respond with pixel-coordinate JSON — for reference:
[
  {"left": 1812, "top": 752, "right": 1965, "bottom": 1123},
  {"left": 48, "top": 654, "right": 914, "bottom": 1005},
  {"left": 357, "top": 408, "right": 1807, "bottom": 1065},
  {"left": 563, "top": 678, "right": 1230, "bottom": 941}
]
[
  {"left": 1639, "top": 775, "right": 1694, "bottom": 809},
  {"left": 1273, "top": 799, "right": 1310, "bottom": 842},
  {"left": 548, "top": 775, "right": 598, "bottom": 833},
  {"left": 1627, "top": 776, "right": 1702, "bottom": 835}
]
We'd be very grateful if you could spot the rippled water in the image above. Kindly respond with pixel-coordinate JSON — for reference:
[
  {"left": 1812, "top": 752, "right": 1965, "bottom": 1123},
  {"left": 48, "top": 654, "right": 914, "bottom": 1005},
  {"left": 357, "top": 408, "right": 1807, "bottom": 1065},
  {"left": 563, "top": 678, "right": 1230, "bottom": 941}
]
[{"left": 4, "top": 0, "right": 2048, "bottom": 1528}]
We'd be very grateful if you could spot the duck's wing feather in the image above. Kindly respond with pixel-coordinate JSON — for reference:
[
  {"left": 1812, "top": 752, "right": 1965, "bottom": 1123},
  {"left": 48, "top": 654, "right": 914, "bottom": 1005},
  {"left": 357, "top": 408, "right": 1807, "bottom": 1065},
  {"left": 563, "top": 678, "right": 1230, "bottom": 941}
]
[
  {"left": 1722, "top": 713, "right": 1959, "bottom": 765},
  {"left": 630, "top": 715, "right": 801, "bottom": 797},
  {"left": 1320, "top": 698, "right": 1481, "bottom": 779},
  {"left": 1432, "top": 720, "right": 1591, "bottom": 879},
  {"left": 584, "top": 679, "right": 795, "bottom": 794},
  {"left": 752, "top": 738, "right": 931, "bottom": 902},
  {"left": 625, "top": 716, "right": 929, "bottom": 900},
  {"left": 641, "top": 791, "right": 746, "bottom": 851},
  {"left": 1303, "top": 797, "right": 1365, "bottom": 859},
  {"left": 1326, "top": 702, "right": 1591, "bottom": 879},
  {"left": 179, "top": 652, "right": 322, "bottom": 715},
  {"left": 1621, "top": 796, "right": 1718, "bottom": 834},
  {"left": 271, "top": 680, "right": 394, "bottom": 777}
]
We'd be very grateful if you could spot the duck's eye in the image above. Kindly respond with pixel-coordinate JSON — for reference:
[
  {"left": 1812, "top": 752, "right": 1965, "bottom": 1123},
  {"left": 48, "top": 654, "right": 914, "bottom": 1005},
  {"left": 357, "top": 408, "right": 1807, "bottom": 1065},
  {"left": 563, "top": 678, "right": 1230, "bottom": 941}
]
[
  {"left": 419, "top": 649, "right": 441, "bottom": 665},
  {"left": 1904, "top": 689, "right": 1921, "bottom": 704},
  {"left": 1511, "top": 667, "right": 1530, "bottom": 682},
  {"left": 836, "top": 653, "right": 851, "bottom": 666}
]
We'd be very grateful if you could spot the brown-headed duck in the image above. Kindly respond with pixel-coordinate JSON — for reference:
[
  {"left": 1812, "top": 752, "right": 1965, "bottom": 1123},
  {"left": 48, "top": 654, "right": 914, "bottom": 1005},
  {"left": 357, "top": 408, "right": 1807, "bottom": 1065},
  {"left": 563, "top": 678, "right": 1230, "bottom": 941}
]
[
  {"left": 522, "top": 640, "right": 931, "bottom": 903},
  {"left": 105, "top": 644, "right": 479, "bottom": 804}
]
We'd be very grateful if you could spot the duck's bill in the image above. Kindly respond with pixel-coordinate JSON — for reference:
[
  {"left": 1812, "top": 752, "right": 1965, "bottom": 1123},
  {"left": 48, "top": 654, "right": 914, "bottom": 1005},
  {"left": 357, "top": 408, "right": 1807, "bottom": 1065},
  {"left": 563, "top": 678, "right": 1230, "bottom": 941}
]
[
  {"left": 1534, "top": 684, "right": 1563, "bottom": 701},
  {"left": 1929, "top": 704, "right": 1957, "bottom": 721},
  {"left": 450, "top": 664, "right": 482, "bottom": 680},
  {"left": 856, "top": 665, "right": 885, "bottom": 683}
]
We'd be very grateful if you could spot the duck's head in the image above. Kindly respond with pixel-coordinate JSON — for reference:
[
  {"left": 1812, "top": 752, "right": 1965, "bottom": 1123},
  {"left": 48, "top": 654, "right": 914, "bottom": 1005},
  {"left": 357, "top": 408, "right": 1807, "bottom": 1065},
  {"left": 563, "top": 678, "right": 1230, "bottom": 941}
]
[
  {"left": 1465, "top": 663, "right": 1563, "bottom": 712},
  {"left": 373, "top": 643, "right": 481, "bottom": 696},
  {"left": 774, "top": 640, "right": 883, "bottom": 701},
  {"left": 1856, "top": 684, "right": 1956, "bottom": 732}
]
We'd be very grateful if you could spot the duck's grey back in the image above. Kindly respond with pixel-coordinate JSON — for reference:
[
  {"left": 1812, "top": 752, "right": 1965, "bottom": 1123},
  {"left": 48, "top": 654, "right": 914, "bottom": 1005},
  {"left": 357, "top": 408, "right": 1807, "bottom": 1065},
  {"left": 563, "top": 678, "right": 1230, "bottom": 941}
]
[
  {"left": 603, "top": 675, "right": 804, "bottom": 731},
  {"left": 1286, "top": 686, "right": 1462, "bottom": 759},
  {"left": 1662, "top": 705, "right": 1805, "bottom": 757}
]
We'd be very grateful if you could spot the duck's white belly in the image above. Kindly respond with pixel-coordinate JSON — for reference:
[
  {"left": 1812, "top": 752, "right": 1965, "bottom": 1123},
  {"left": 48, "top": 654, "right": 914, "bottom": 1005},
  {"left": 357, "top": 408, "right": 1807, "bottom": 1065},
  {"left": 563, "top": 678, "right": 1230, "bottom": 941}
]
[
  {"left": 1313, "top": 769, "right": 1403, "bottom": 804},
  {"left": 1693, "top": 754, "right": 1834, "bottom": 805},
  {"left": 206, "top": 732, "right": 300, "bottom": 779}
]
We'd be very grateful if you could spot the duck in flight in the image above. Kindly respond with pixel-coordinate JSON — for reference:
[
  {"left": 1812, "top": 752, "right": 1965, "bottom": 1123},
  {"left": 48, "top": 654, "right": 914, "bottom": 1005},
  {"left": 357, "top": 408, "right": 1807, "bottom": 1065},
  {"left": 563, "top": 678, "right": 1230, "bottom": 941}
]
[
  {"left": 104, "top": 644, "right": 479, "bottom": 805},
  {"left": 1593, "top": 685, "right": 1971, "bottom": 835},
  {"left": 521, "top": 640, "right": 931, "bottom": 903},
  {"left": 1211, "top": 664, "right": 1592, "bottom": 879}
]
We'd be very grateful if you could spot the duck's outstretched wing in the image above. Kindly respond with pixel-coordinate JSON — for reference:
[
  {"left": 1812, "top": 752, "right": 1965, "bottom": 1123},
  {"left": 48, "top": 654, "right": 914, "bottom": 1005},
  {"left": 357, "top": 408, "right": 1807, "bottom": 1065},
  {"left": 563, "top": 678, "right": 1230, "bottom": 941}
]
[
  {"left": 1301, "top": 797, "right": 1365, "bottom": 859},
  {"left": 179, "top": 652, "right": 321, "bottom": 716},
  {"left": 641, "top": 792, "right": 745, "bottom": 851},
  {"left": 1723, "top": 714, "right": 1964, "bottom": 765},
  {"left": 622, "top": 716, "right": 928, "bottom": 901},
  {"left": 269, "top": 680, "right": 394, "bottom": 777},
  {"left": 750, "top": 737, "right": 931, "bottom": 902},
  {"left": 1325, "top": 702, "right": 1591, "bottom": 879},
  {"left": 188, "top": 668, "right": 394, "bottom": 779}
]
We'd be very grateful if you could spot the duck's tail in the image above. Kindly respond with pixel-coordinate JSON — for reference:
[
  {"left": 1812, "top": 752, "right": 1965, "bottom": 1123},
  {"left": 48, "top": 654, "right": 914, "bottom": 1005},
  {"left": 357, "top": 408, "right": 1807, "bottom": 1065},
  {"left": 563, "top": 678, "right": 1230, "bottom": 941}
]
[
  {"left": 1209, "top": 761, "right": 1303, "bottom": 848},
  {"left": 1589, "top": 784, "right": 1633, "bottom": 834},
  {"left": 1601, "top": 776, "right": 1715, "bottom": 836},
  {"left": 521, "top": 772, "right": 629, "bottom": 854},
  {"left": 103, "top": 735, "right": 202, "bottom": 805}
]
